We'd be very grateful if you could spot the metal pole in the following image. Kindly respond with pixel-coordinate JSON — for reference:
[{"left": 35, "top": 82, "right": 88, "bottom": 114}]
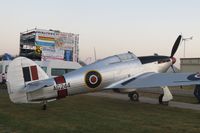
[
  {"left": 184, "top": 40, "right": 186, "bottom": 58},
  {"left": 182, "top": 36, "right": 193, "bottom": 58},
  {"left": 94, "top": 47, "right": 97, "bottom": 61}
]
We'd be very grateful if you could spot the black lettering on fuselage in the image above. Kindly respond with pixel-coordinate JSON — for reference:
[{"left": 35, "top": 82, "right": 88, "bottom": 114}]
[{"left": 54, "top": 83, "right": 70, "bottom": 90}]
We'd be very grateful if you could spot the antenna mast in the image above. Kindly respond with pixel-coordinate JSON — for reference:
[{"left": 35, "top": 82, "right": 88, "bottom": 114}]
[
  {"left": 182, "top": 36, "right": 193, "bottom": 58},
  {"left": 94, "top": 47, "right": 97, "bottom": 61}
]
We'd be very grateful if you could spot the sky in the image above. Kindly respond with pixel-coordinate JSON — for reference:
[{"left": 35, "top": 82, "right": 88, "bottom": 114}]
[{"left": 0, "top": 0, "right": 200, "bottom": 66}]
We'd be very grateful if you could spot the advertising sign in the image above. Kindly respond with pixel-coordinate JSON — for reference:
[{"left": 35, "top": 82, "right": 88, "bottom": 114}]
[
  {"left": 64, "top": 50, "right": 73, "bottom": 61},
  {"left": 20, "top": 29, "right": 79, "bottom": 62},
  {"left": 55, "top": 33, "right": 79, "bottom": 50},
  {"left": 35, "top": 31, "right": 56, "bottom": 47},
  {"left": 35, "top": 30, "right": 79, "bottom": 50},
  {"left": 41, "top": 47, "right": 64, "bottom": 61}
]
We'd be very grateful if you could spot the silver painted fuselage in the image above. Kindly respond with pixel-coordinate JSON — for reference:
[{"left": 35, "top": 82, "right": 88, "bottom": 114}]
[{"left": 27, "top": 53, "right": 173, "bottom": 102}]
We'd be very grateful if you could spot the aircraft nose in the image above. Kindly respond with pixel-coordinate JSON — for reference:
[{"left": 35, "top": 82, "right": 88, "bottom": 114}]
[{"left": 171, "top": 57, "right": 176, "bottom": 64}]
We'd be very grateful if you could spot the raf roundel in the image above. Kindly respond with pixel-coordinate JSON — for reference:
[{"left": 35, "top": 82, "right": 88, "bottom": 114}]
[
  {"left": 187, "top": 73, "right": 200, "bottom": 81},
  {"left": 194, "top": 73, "right": 200, "bottom": 79},
  {"left": 85, "top": 71, "right": 102, "bottom": 88}
]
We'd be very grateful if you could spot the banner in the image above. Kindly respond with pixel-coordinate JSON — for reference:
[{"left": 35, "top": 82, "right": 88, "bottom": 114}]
[
  {"left": 41, "top": 47, "right": 64, "bottom": 61},
  {"left": 35, "top": 31, "right": 56, "bottom": 47},
  {"left": 64, "top": 50, "right": 73, "bottom": 61},
  {"left": 33, "top": 30, "right": 79, "bottom": 61},
  {"left": 35, "top": 31, "right": 79, "bottom": 49},
  {"left": 55, "top": 33, "right": 79, "bottom": 50}
]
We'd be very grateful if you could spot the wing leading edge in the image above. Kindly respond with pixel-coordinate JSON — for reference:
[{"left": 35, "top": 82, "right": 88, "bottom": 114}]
[{"left": 106, "top": 72, "right": 200, "bottom": 89}]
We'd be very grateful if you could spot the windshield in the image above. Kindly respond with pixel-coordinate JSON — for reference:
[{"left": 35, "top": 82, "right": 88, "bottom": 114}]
[{"left": 99, "top": 52, "right": 137, "bottom": 65}]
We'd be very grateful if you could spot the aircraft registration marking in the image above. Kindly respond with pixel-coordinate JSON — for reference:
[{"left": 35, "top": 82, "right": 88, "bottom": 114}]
[
  {"left": 54, "top": 83, "right": 70, "bottom": 90},
  {"left": 53, "top": 76, "right": 71, "bottom": 98}
]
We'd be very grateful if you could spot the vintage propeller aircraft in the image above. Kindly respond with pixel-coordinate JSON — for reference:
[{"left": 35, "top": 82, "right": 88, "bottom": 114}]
[{"left": 6, "top": 35, "right": 200, "bottom": 110}]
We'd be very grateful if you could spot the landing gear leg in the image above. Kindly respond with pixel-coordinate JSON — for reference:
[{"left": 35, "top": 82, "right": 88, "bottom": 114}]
[
  {"left": 128, "top": 91, "right": 139, "bottom": 101},
  {"left": 159, "top": 86, "right": 173, "bottom": 105},
  {"left": 194, "top": 85, "right": 200, "bottom": 103},
  {"left": 42, "top": 100, "right": 47, "bottom": 110},
  {"left": 159, "top": 94, "right": 169, "bottom": 105}
]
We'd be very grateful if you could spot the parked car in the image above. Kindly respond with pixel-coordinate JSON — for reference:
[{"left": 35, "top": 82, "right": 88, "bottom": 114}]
[{"left": 0, "top": 61, "right": 10, "bottom": 84}]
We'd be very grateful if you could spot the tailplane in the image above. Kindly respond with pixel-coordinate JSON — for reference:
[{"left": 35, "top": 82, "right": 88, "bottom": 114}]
[{"left": 7, "top": 57, "right": 49, "bottom": 103}]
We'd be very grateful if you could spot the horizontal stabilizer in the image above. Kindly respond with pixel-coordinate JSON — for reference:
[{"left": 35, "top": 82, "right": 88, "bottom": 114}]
[{"left": 25, "top": 79, "right": 54, "bottom": 93}]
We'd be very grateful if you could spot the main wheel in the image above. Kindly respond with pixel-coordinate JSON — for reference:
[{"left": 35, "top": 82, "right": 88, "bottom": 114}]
[
  {"left": 42, "top": 100, "right": 47, "bottom": 110},
  {"left": 128, "top": 91, "right": 139, "bottom": 101},
  {"left": 159, "top": 94, "right": 164, "bottom": 104},
  {"left": 42, "top": 104, "right": 47, "bottom": 110},
  {"left": 159, "top": 94, "right": 169, "bottom": 105}
]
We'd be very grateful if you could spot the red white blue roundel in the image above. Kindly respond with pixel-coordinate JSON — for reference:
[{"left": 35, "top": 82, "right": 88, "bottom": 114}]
[
  {"left": 85, "top": 71, "right": 102, "bottom": 88},
  {"left": 195, "top": 73, "right": 200, "bottom": 78},
  {"left": 187, "top": 73, "right": 200, "bottom": 81}
]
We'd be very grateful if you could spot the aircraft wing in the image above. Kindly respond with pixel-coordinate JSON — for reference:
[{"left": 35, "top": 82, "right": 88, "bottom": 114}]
[{"left": 106, "top": 72, "right": 200, "bottom": 89}]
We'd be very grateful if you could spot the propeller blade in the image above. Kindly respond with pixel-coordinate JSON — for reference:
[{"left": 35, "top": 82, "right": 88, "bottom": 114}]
[
  {"left": 170, "top": 35, "right": 182, "bottom": 57},
  {"left": 171, "top": 65, "right": 176, "bottom": 73}
]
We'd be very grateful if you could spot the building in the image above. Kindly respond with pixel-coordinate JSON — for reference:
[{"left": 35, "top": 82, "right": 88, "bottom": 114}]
[
  {"left": 180, "top": 58, "right": 200, "bottom": 72},
  {"left": 20, "top": 28, "right": 79, "bottom": 62},
  {"left": 35, "top": 60, "right": 81, "bottom": 77},
  {"left": 0, "top": 28, "right": 81, "bottom": 84}
]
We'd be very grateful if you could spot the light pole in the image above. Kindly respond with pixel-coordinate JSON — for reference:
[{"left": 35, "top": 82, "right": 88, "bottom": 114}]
[
  {"left": 182, "top": 36, "right": 193, "bottom": 58},
  {"left": 94, "top": 47, "right": 97, "bottom": 61}
]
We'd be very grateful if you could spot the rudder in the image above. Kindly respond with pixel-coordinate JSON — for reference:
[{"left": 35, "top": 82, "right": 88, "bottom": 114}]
[{"left": 7, "top": 57, "right": 49, "bottom": 103}]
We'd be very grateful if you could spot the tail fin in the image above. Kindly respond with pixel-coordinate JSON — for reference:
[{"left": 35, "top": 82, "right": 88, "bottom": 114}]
[{"left": 7, "top": 57, "right": 49, "bottom": 103}]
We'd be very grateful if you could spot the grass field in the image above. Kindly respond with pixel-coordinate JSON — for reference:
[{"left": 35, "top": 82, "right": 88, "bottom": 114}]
[
  {"left": 0, "top": 87, "right": 200, "bottom": 133},
  {"left": 139, "top": 92, "right": 198, "bottom": 104}
]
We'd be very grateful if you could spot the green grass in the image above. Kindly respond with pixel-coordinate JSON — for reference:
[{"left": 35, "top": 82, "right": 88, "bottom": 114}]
[
  {"left": 0, "top": 84, "right": 7, "bottom": 89},
  {"left": 170, "top": 86, "right": 195, "bottom": 90},
  {"left": 140, "top": 92, "right": 198, "bottom": 104},
  {"left": 172, "top": 95, "right": 198, "bottom": 103},
  {"left": 0, "top": 89, "right": 200, "bottom": 133}
]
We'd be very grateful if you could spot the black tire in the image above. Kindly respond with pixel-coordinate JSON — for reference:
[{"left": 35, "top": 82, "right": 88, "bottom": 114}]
[
  {"left": 42, "top": 104, "right": 47, "bottom": 110},
  {"left": 159, "top": 94, "right": 164, "bottom": 104},
  {"left": 2, "top": 79, "right": 6, "bottom": 84},
  {"left": 128, "top": 91, "right": 139, "bottom": 101},
  {"left": 159, "top": 94, "right": 169, "bottom": 105}
]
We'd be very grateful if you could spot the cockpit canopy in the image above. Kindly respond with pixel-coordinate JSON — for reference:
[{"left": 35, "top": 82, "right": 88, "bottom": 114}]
[{"left": 100, "top": 52, "right": 137, "bottom": 65}]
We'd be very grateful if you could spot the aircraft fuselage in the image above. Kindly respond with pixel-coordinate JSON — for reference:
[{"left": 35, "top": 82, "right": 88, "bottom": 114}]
[{"left": 26, "top": 53, "right": 173, "bottom": 102}]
